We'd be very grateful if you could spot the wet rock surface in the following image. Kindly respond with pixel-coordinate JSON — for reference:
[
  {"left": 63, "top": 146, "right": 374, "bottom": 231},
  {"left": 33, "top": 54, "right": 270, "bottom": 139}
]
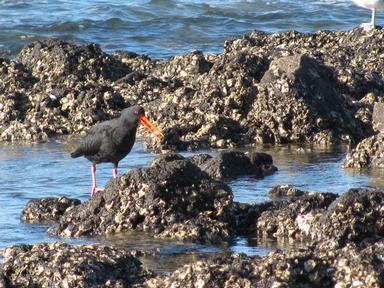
[
  {"left": 343, "top": 133, "right": 384, "bottom": 168},
  {"left": 1, "top": 28, "right": 384, "bottom": 148},
  {"left": 20, "top": 196, "right": 81, "bottom": 223},
  {"left": 48, "top": 153, "right": 237, "bottom": 244},
  {"left": 190, "top": 151, "right": 277, "bottom": 179},
  {"left": 268, "top": 184, "right": 305, "bottom": 198},
  {"left": 142, "top": 240, "right": 384, "bottom": 288},
  {"left": 0, "top": 242, "right": 151, "bottom": 288}
]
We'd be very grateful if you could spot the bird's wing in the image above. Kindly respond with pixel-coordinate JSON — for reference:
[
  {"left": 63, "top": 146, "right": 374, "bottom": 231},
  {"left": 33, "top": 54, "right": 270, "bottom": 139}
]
[{"left": 71, "top": 122, "right": 113, "bottom": 158}]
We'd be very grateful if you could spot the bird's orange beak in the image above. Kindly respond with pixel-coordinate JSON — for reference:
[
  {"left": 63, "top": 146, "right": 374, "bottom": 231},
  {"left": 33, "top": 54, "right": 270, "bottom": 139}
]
[{"left": 139, "top": 116, "right": 164, "bottom": 141}]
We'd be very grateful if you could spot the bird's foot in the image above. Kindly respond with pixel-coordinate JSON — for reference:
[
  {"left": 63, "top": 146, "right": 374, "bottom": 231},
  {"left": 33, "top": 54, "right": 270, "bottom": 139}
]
[
  {"left": 91, "top": 187, "right": 104, "bottom": 198},
  {"left": 360, "top": 22, "right": 375, "bottom": 32}
]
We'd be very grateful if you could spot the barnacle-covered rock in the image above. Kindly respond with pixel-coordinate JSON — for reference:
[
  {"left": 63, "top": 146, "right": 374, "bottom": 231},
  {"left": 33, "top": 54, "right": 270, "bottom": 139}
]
[
  {"left": 17, "top": 39, "right": 131, "bottom": 83},
  {"left": 373, "top": 102, "right": 384, "bottom": 132},
  {"left": 145, "top": 28, "right": 384, "bottom": 150},
  {"left": 21, "top": 197, "right": 81, "bottom": 223},
  {"left": 48, "top": 153, "right": 236, "bottom": 244},
  {"left": 62, "top": 82, "right": 127, "bottom": 132},
  {"left": 313, "top": 188, "right": 384, "bottom": 245},
  {"left": 113, "top": 51, "right": 158, "bottom": 75},
  {"left": 143, "top": 253, "right": 263, "bottom": 288},
  {"left": 0, "top": 242, "right": 151, "bottom": 287},
  {"left": 315, "top": 240, "right": 384, "bottom": 288},
  {"left": 113, "top": 71, "right": 179, "bottom": 106},
  {"left": 0, "top": 40, "right": 131, "bottom": 142},
  {"left": 0, "top": 58, "right": 36, "bottom": 93},
  {"left": 268, "top": 184, "right": 305, "bottom": 198},
  {"left": 143, "top": 240, "right": 384, "bottom": 288},
  {"left": 143, "top": 48, "right": 267, "bottom": 151},
  {"left": 245, "top": 53, "right": 364, "bottom": 145},
  {"left": 255, "top": 192, "right": 337, "bottom": 240},
  {"left": 2, "top": 28, "right": 384, "bottom": 146},
  {"left": 343, "top": 133, "right": 384, "bottom": 168},
  {"left": 0, "top": 58, "right": 35, "bottom": 139},
  {"left": 159, "top": 50, "right": 213, "bottom": 80}
]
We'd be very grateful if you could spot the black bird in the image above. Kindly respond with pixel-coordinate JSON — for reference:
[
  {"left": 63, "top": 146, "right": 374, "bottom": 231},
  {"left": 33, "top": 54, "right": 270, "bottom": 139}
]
[{"left": 71, "top": 105, "right": 163, "bottom": 197}]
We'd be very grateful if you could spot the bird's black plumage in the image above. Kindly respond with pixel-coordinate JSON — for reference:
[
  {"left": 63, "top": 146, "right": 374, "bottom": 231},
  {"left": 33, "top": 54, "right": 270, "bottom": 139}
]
[{"left": 71, "top": 106, "right": 144, "bottom": 165}]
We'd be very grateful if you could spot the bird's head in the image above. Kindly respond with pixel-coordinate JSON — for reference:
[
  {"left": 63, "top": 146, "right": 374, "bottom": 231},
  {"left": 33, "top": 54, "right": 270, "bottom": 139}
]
[{"left": 122, "top": 105, "right": 164, "bottom": 141}]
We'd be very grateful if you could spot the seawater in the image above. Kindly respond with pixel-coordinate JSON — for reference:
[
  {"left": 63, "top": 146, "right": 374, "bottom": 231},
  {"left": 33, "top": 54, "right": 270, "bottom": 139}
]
[
  {"left": 1, "top": 0, "right": 384, "bottom": 273},
  {"left": 1, "top": 140, "right": 383, "bottom": 272},
  {"left": 0, "top": 0, "right": 382, "bottom": 58}
]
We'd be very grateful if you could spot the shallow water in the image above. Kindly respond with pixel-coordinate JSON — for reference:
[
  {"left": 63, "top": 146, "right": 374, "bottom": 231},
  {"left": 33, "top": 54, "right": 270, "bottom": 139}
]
[
  {"left": 0, "top": 0, "right": 382, "bottom": 58},
  {"left": 1, "top": 140, "right": 383, "bottom": 272}
]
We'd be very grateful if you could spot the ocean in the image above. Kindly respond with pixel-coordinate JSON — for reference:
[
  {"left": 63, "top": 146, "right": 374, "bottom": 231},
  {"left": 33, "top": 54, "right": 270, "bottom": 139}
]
[{"left": 0, "top": 0, "right": 380, "bottom": 59}]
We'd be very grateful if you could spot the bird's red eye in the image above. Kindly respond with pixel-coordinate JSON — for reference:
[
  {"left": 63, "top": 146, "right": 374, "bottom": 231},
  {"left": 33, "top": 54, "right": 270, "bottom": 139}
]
[{"left": 133, "top": 109, "right": 139, "bottom": 116}]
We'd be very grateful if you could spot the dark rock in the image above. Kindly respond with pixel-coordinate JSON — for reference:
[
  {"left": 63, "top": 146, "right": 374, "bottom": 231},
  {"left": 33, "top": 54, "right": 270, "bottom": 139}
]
[
  {"left": 0, "top": 58, "right": 36, "bottom": 93},
  {"left": 313, "top": 188, "right": 384, "bottom": 246},
  {"left": 115, "top": 71, "right": 147, "bottom": 85},
  {"left": 143, "top": 253, "right": 263, "bottom": 288},
  {"left": 48, "top": 154, "right": 235, "bottom": 244},
  {"left": 269, "top": 185, "right": 305, "bottom": 198},
  {"left": 343, "top": 133, "right": 384, "bottom": 168},
  {"left": 234, "top": 201, "right": 274, "bottom": 235},
  {"left": 198, "top": 151, "right": 277, "bottom": 179},
  {"left": 157, "top": 127, "right": 183, "bottom": 151},
  {"left": 21, "top": 197, "right": 81, "bottom": 223},
  {"left": 247, "top": 53, "right": 365, "bottom": 145},
  {"left": 141, "top": 28, "right": 383, "bottom": 150},
  {"left": 149, "top": 152, "right": 186, "bottom": 167},
  {"left": 17, "top": 39, "right": 131, "bottom": 83},
  {"left": 0, "top": 242, "right": 151, "bottom": 287},
  {"left": 373, "top": 102, "right": 384, "bottom": 132},
  {"left": 189, "top": 153, "right": 213, "bottom": 166},
  {"left": 157, "top": 215, "right": 234, "bottom": 244}
]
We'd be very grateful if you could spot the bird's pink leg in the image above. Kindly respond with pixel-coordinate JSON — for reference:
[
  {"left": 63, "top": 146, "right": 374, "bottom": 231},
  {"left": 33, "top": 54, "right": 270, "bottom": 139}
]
[
  {"left": 91, "top": 164, "right": 103, "bottom": 197},
  {"left": 112, "top": 165, "right": 118, "bottom": 178}
]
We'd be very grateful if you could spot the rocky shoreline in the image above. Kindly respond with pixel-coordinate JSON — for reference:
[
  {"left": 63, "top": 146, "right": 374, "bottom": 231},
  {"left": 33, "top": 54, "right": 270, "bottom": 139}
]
[
  {"left": 1, "top": 151, "right": 382, "bottom": 287},
  {"left": 2, "top": 27, "right": 384, "bottom": 287},
  {"left": 1, "top": 28, "right": 384, "bottom": 153},
  {"left": 0, "top": 173, "right": 384, "bottom": 287}
]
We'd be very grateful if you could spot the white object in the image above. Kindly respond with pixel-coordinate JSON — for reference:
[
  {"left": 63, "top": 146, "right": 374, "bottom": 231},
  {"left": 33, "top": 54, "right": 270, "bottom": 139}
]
[{"left": 353, "top": 0, "right": 384, "bottom": 29}]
